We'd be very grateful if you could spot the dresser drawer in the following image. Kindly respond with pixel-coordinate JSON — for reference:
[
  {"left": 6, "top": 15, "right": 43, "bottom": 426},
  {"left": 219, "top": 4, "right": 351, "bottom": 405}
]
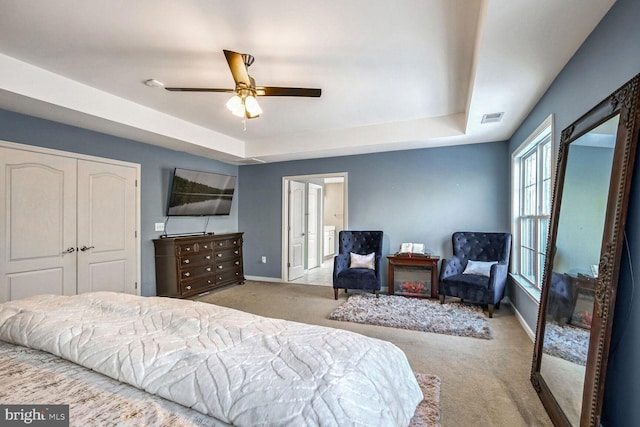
[
  {"left": 177, "top": 241, "right": 213, "bottom": 255},
  {"left": 215, "top": 267, "right": 242, "bottom": 284},
  {"left": 214, "top": 247, "right": 241, "bottom": 261},
  {"left": 214, "top": 258, "right": 241, "bottom": 272},
  {"left": 180, "top": 263, "right": 214, "bottom": 280},
  {"left": 180, "top": 276, "right": 214, "bottom": 296},
  {"left": 213, "top": 237, "right": 242, "bottom": 249},
  {"left": 180, "top": 252, "right": 213, "bottom": 266}
]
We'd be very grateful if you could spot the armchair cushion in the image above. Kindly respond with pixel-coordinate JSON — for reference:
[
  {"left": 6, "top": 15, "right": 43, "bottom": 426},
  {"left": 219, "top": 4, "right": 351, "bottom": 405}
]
[
  {"left": 444, "top": 273, "right": 489, "bottom": 288},
  {"left": 462, "top": 260, "right": 497, "bottom": 277},
  {"left": 337, "top": 267, "right": 378, "bottom": 287},
  {"left": 350, "top": 252, "right": 375, "bottom": 269}
]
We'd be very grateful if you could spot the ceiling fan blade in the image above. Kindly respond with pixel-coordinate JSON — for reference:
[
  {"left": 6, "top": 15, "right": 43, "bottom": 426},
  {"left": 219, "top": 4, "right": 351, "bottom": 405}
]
[
  {"left": 164, "top": 87, "right": 235, "bottom": 93},
  {"left": 256, "top": 86, "right": 322, "bottom": 97},
  {"left": 224, "top": 49, "right": 251, "bottom": 88}
]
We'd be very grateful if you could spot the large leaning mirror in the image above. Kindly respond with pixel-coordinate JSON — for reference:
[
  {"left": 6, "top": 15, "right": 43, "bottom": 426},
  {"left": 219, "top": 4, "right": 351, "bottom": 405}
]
[{"left": 532, "top": 72, "right": 640, "bottom": 426}]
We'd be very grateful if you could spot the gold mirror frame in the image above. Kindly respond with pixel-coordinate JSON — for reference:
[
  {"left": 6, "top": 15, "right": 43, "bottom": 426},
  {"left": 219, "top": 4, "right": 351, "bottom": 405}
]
[{"left": 531, "top": 72, "right": 640, "bottom": 426}]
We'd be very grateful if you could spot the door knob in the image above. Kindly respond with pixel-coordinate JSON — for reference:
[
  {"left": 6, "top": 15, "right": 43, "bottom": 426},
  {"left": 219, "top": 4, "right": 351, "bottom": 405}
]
[{"left": 80, "top": 246, "right": 95, "bottom": 252}]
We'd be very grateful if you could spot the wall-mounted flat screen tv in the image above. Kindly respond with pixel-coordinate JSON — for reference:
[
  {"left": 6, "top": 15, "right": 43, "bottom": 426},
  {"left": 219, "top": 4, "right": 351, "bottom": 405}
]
[{"left": 167, "top": 168, "right": 236, "bottom": 216}]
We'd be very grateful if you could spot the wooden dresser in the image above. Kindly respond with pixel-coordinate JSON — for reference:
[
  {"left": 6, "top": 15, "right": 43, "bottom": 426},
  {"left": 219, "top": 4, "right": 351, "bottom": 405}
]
[{"left": 153, "top": 232, "right": 244, "bottom": 298}]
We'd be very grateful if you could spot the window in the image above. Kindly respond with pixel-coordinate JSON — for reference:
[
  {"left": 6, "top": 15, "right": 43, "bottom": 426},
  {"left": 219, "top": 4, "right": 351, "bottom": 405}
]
[{"left": 512, "top": 115, "right": 554, "bottom": 291}]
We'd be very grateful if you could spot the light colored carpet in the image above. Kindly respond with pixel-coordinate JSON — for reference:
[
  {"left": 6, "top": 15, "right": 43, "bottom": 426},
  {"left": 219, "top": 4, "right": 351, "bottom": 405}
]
[
  {"left": 411, "top": 374, "right": 441, "bottom": 427},
  {"left": 328, "top": 294, "right": 493, "bottom": 339}
]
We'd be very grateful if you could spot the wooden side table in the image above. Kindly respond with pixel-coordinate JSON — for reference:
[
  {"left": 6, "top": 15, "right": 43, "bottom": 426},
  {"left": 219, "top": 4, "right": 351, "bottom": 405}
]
[{"left": 387, "top": 254, "right": 439, "bottom": 298}]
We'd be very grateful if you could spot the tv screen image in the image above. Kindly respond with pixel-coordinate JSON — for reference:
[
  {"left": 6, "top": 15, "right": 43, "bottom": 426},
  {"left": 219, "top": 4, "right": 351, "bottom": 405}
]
[{"left": 167, "top": 168, "right": 236, "bottom": 216}]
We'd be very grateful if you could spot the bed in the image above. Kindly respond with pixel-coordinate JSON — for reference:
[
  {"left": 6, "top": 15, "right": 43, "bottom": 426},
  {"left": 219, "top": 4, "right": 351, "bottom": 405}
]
[{"left": 0, "top": 292, "right": 423, "bottom": 426}]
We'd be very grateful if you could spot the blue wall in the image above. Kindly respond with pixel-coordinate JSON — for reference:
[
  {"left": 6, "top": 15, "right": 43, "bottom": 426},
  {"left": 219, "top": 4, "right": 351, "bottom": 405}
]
[
  {"left": 507, "top": 0, "right": 640, "bottom": 423},
  {"left": 0, "top": 109, "right": 239, "bottom": 296},
  {"left": 239, "top": 141, "right": 510, "bottom": 280}
]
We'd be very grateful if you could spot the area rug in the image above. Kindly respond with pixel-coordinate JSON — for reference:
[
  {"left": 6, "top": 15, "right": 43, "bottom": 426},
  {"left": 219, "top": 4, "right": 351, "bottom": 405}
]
[
  {"left": 543, "top": 321, "right": 590, "bottom": 366},
  {"left": 411, "top": 373, "right": 441, "bottom": 427},
  {"left": 328, "top": 294, "right": 492, "bottom": 339}
]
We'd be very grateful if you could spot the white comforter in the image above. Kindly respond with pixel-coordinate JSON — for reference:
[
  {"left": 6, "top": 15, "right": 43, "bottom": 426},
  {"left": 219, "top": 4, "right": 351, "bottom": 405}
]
[{"left": 0, "top": 292, "right": 422, "bottom": 426}]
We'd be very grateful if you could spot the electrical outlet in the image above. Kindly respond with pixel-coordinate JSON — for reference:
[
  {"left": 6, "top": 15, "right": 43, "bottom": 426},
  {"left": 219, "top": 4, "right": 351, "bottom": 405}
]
[
  {"left": 155, "top": 222, "right": 165, "bottom": 232},
  {"left": 261, "top": 256, "right": 267, "bottom": 264}
]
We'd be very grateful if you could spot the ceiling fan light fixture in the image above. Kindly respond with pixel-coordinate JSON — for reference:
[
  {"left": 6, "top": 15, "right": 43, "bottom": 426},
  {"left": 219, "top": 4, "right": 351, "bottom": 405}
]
[
  {"left": 226, "top": 95, "right": 243, "bottom": 114},
  {"left": 245, "top": 95, "right": 262, "bottom": 117}
]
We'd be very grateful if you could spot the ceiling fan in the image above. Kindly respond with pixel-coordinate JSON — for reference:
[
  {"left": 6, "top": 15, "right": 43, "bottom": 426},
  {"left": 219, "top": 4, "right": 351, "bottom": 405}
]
[{"left": 165, "top": 50, "right": 322, "bottom": 119}]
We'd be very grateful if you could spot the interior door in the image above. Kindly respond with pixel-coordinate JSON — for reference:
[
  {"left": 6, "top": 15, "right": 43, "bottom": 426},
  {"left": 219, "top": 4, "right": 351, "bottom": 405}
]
[
  {"left": 307, "top": 183, "right": 322, "bottom": 269},
  {"left": 288, "top": 180, "right": 306, "bottom": 280},
  {"left": 0, "top": 148, "right": 78, "bottom": 302},
  {"left": 76, "top": 160, "right": 137, "bottom": 294}
]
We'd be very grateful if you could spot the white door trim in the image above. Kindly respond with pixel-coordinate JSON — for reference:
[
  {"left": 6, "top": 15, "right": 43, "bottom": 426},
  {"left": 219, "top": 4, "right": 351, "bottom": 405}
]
[
  {"left": 307, "top": 183, "right": 323, "bottom": 270},
  {"left": 281, "top": 172, "right": 348, "bottom": 281},
  {"left": 0, "top": 139, "right": 141, "bottom": 295}
]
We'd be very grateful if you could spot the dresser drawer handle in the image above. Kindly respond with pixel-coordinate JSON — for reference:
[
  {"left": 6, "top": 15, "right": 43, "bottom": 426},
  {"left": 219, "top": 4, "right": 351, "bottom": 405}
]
[
  {"left": 235, "top": 272, "right": 239, "bottom": 276},
  {"left": 218, "top": 276, "right": 223, "bottom": 280},
  {"left": 218, "top": 265, "right": 224, "bottom": 270},
  {"left": 185, "top": 285, "right": 192, "bottom": 290},
  {"left": 217, "top": 242, "right": 224, "bottom": 246},
  {"left": 207, "top": 280, "right": 212, "bottom": 284},
  {"left": 206, "top": 267, "right": 212, "bottom": 272},
  {"left": 217, "top": 253, "right": 223, "bottom": 258},
  {"left": 235, "top": 261, "right": 240, "bottom": 265},
  {"left": 203, "top": 244, "right": 209, "bottom": 249},
  {"left": 183, "top": 259, "right": 190, "bottom": 264},
  {"left": 184, "top": 272, "right": 190, "bottom": 277},
  {"left": 205, "top": 255, "right": 211, "bottom": 260},
  {"left": 185, "top": 247, "right": 191, "bottom": 251},
  {"left": 234, "top": 250, "right": 239, "bottom": 255}
]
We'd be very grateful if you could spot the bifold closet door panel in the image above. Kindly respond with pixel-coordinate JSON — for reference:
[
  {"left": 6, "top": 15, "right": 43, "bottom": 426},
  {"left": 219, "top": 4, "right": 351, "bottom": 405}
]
[
  {"left": 76, "top": 160, "right": 137, "bottom": 295},
  {"left": 0, "top": 148, "right": 78, "bottom": 302}
]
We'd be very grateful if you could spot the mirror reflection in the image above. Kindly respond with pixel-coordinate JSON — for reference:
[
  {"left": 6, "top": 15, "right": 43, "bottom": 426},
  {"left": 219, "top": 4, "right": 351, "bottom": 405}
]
[{"left": 540, "top": 115, "right": 618, "bottom": 425}]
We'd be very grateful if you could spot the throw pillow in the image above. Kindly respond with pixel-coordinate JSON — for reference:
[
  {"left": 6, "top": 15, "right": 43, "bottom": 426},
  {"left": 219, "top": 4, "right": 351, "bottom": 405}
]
[
  {"left": 350, "top": 252, "right": 375, "bottom": 269},
  {"left": 462, "top": 260, "right": 497, "bottom": 277}
]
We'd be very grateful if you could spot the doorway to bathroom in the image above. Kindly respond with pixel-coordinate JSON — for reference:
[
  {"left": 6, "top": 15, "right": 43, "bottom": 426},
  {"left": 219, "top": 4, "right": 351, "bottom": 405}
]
[{"left": 281, "top": 173, "right": 347, "bottom": 285}]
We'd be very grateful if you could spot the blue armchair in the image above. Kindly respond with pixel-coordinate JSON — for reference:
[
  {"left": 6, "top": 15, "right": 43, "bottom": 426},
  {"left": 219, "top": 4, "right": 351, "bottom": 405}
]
[
  {"left": 547, "top": 272, "right": 574, "bottom": 325},
  {"left": 439, "top": 231, "right": 512, "bottom": 317},
  {"left": 333, "top": 230, "right": 383, "bottom": 300}
]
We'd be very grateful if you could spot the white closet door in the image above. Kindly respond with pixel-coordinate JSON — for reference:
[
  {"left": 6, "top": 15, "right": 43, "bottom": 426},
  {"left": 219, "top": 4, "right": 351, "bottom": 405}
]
[
  {"left": 0, "top": 148, "right": 78, "bottom": 302},
  {"left": 76, "top": 160, "right": 137, "bottom": 295}
]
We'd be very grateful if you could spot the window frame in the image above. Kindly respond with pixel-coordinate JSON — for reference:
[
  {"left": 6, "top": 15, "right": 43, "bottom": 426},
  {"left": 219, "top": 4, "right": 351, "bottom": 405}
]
[{"left": 511, "top": 115, "right": 555, "bottom": 295}]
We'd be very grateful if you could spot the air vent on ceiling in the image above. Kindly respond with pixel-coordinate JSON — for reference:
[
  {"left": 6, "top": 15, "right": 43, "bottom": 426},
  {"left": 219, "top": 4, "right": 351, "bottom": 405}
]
[{"left": 481, "top": 112, "right": 504, "bottom": 124}]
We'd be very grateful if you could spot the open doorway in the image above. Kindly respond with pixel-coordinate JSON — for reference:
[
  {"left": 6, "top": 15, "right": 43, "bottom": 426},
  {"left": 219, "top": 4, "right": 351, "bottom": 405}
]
[{"left": 282, "top": 173, "right": 348, "bottom": 285}]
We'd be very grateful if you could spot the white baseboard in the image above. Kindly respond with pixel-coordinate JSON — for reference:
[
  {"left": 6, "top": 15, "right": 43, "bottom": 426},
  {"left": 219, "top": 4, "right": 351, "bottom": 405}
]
[
  {"left": 244, "top": 275, "right": 333, "bottom": 287},
  {"left": 505, "top": 296, "right": 536, "bottom": 341},
  {"left": 244, "top": 275, "right": 283, "bottom": 283}
]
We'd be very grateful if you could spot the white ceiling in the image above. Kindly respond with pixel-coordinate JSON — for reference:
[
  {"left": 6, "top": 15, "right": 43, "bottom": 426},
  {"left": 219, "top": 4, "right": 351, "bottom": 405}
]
[{"left": 0, "top": 0, "right": 615, "bottom": 164}]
